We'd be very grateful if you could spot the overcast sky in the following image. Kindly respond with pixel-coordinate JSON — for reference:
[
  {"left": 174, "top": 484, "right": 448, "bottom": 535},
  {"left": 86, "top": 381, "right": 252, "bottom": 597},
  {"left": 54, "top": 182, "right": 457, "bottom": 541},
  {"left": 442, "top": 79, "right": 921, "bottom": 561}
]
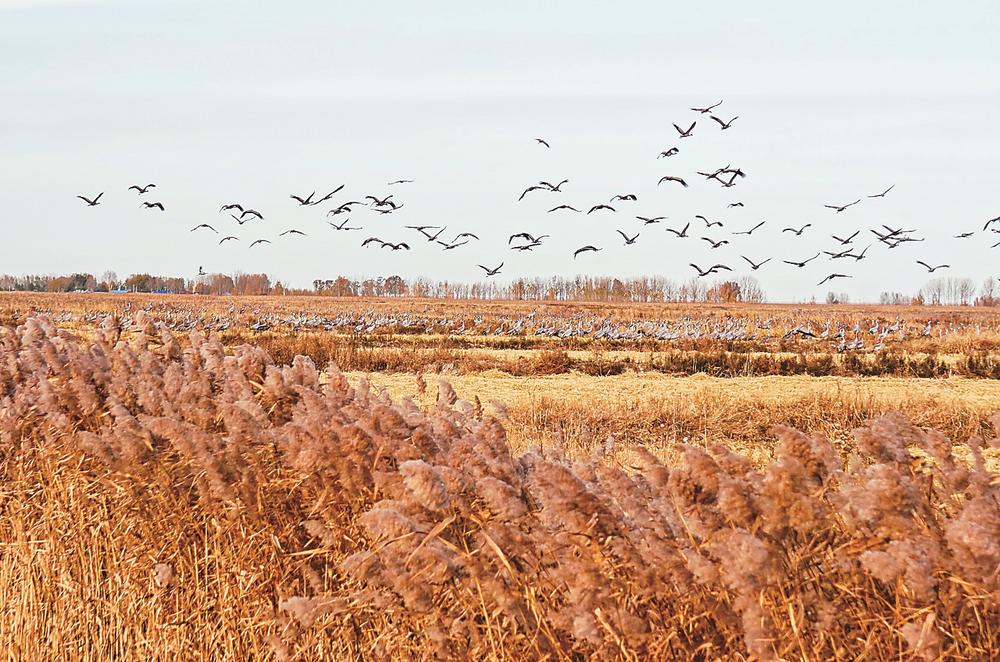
[{"left": 1, "top": 1, "right": 998, "bottom": 300}]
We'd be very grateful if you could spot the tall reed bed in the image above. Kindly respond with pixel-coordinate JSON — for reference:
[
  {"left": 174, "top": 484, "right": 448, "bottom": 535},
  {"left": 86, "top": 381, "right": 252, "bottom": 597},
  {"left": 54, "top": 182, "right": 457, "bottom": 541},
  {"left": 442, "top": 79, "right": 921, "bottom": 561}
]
[{"left": 0, "top": 315, "right": 996, "bottom": 659}]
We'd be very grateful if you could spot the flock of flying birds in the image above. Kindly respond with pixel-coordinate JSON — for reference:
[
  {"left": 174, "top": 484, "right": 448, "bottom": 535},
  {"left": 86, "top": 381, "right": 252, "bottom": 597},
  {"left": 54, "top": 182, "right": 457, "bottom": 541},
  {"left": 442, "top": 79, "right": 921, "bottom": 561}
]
[{"left": 76, "top": 97, "right": 1000, "bottom": 286}]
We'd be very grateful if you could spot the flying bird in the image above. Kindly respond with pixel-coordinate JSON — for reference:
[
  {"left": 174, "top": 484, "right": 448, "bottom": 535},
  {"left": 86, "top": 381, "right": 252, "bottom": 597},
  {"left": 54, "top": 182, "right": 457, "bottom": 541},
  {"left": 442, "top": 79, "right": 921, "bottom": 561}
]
[
  {"left": 818, "top": 274, "right": 852, "bottom": 286},
  {"left": 220, "top": 203, "right": 244, "bottom": 213},
  {"left": 128, "top": 184, "right": 156, "bottom": 194},
  {"left": 610, "top": 194, "right": 637, "bottom": 202},
  {"left": 548, "top": 204, "right": 581, "bottom": 213},
  {"left": 573, "top": 245, "right": 601, "bottom": 259},
  {"left": 240, "top": 209, "right": 263, "bottom": 221},
  {"left": 636, "top": 216, "right": 666, "bottom": 225},
  {"left": 249, "top": 239, "right": 271, "bottom": 248},
  {"left": 916, "top": 261, "right": 950, "bottom": 273},
  {"left": 696, "top": 215, "right": 723, "bottom": 228},
  {"left": 783, "top": 253, "right": 821, "bottom": 268},
  {"left": 366, "top": 195, "right": 395, "bottom": 207},
  {"left": 953, "top": 232, "right": 975, "bottom": 239},
  {"left": 690, "top": 100, "right": 723, "bottom": 114},
  {"left": 701, "top": 237, "right": 729, "bottom": 249},
  {"left": 190, "top": 223, "right": 217, "bottom": 233},
  {"left": 328, "top": 219, "right": 361, "bottom": 231},
  {"left": 279, "top": 229, "right": 307, "bottom": 237},
  {"left": 867, "top": 184, "right": 895, "bottom": 198},
  {"left": 658, "top": 176, "right": 688, "bottom": 187},
  {"left": 824, "top": 199, "right": 861, "bottom": 213},
  {"left": 983, "top": 216, "right": 1000, "bottom": 231},
  {"left": 518, "top": 184, "right": 549, "bottom": 201},
  {"left": 587, "top": 204, "right": 616, "bottom": 214},
  {"left": 689, "top": 263, "right": 732, "bottom": 277},
  {"left": 535, "top": 138, "right": 550, "bottom": 148},
  {"left": 219, "top": 236, "right": 239, "bottom": 244},
  {"left": 509, "top": 232, "right": 549, "bottom": 244},
  {"left": 453, "top": 232, "right": 480, "bottom": 241},
  {"left": 290, "top": 191, "right": 317, "bottom": 206},
  {"left": 77, "top": 192, "right": 104, "bottom": 206},
  {"left": 673, "top": 122, "right": 696, "bottom": 138},
  {"left": 438, "top": 239, "right": 469, "bottom": 250},
  {"left": 388, "top": 179, "right": 414, "bottom": 185},
  {"left": 658, "top": 147, "right": 679, "bottom": 158},
  {"left": 782, "top": 224, "right": 811, "bottom": 236},
  {"left": 141, "top": 201, "right": 165, "bottom": 211},
  {"left": 728, "top": 202, "right": 745, "bottom": 208},
  {"left": 741, "top": 256, "right": 771, "bottom": 270},
  {"left": 732, "top": 221, "right": 765, "bottom": 236},
  {"left": 831, "top": 230, "right": 860, "bottom": 245},
  {"left": 479, "top": 263, "right": 503, "bottom": 276},
  {"left": 710, "top": 115, "right": 738, "bottom": 130},
  {"left": 665, "top": 222, "right": 691, "bottom": 238},
  {"left": 617, "top": 230, "right": 639, "bottom": 245},
  {"left": 381, "top": 242, "right": 410, "bottom": 251},
  {"left": 539, "top": 179, "right": 569, "bottom": 191}
]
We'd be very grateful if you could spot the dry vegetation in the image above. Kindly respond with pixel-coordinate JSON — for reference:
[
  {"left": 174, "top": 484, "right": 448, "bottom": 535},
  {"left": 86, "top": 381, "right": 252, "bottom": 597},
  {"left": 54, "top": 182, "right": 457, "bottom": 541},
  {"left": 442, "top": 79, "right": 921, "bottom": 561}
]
[{"left": 1, "top": 294, "right": 999, "bottom": 659}]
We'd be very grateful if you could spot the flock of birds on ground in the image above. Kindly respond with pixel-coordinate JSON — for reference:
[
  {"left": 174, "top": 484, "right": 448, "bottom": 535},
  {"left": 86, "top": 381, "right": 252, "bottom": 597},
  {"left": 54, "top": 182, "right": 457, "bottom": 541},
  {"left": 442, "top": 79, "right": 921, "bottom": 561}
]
[
  {"left": 11, "top": 303, "right": 999, "bottom": 352},
  {"left": 75, "top": 98, "right": 999, "bottom": 288}
]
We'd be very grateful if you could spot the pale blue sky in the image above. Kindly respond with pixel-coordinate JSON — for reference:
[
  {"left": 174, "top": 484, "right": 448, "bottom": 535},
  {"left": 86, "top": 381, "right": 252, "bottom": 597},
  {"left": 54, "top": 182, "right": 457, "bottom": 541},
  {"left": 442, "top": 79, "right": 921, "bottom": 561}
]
[{"left": 1, "top": 1, "right": 998, "bottom": 299}]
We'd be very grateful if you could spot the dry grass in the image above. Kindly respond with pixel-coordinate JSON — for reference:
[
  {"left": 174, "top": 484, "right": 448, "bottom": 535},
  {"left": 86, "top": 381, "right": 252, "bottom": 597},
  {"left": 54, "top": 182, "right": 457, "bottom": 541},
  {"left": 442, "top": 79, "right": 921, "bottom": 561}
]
[{"left": 0, "top": 315, "right": 998, "bottom": 660}]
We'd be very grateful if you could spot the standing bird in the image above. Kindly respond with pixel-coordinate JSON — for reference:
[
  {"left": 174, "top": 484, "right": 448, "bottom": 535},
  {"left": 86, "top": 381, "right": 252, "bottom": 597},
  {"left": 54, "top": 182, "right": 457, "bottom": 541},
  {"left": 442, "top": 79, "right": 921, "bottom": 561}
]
[
  {"left": 916, "top": 261, "right": 950, "bottom": 273},
  {"left": 824, "top": 199, "right": 861, "bottom": 213},
  {"left": 128, "top": 184, "right": 156, "bottom": 194},
  {"left": 535, "top": 138, "right": 550, "bottom": 148},
  {"left": 77, "top": 192, "right": 104, "bottom": 206},
  {"left": 479, "top": 263, "right": 503, "bottom": 276},
  {"left": 141, "top": 201, "right": 165, "bottom": 211},
  {"left": 710, "top": 115, "right": 738, "bottom": 130},
  {"left": 673, "top": 122, "right": 696, "bottom": 138},
  {"left": 617, "top": 230, "right": 639, "bottom": 245},
  {"left": 690, "top": 100, "right": 723, "bottom": 114},
  {"left": 867, "top": 184, "right": 895, "bottom": 198},
  {"left": 573, "top": 245, "right": 601, "bottom": 259}
]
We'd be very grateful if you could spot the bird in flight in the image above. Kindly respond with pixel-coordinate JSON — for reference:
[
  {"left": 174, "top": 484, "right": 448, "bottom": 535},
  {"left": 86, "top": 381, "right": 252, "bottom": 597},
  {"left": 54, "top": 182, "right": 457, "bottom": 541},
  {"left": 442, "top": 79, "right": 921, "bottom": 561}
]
[
  {"left": 328, "top": 219, "right": 361, "bottom": 231},
  {"left": 77, "top": 192, "right": 104, "bottom": 206},
  {"left": 416, "top": 226, "right": 449, "bottom": 242},
  {"left": 689, "top": 263, "right": 732, "bottom": 277},
  {"left": 229, "top": 213, "right": 252, "bottom": 226},
  {"left": 539, "top": 179, "right": 569, "bottom": 191},
  {"left": 141, "top": 201, "right": 165, "bottom": 211},
  {"left": 690, "top": 100, "right": 723, "bottom": 114},
  {"left": 867, "top": 184, "right": 895, "bottom": 198},
  {"left": 741, "top": 256, "right": 771, "bottom": 270},
  {"left": 983, "top": 216, "right": 1000, "bottom": 231},
  {"left": 617, "top": 230, "right": 639, "bottom": 245},
  {"left": 658, "top": 147, "right": 679, "bottom": 159},
  {"left": 387, "top": 179, "right": 414, "bottom": 185},
  {"left": 658, "top": 175, "right": 688, "bottom": 187},
  {"left": 438, "top": 239, "right": 469, "bottom": 250},
  {"left": 366, "top": 195, "right": 395, "bottom": 208},
  {"left": 327, "top": 201, "right": 366, "bottom": 216},
  {"left": 279, "top": 229, "right": 307, "bottom": 237},
  {"left": 916, "top": 261, "right": 950, "bottom": 273},
  {"left": 610, "top": 194, "right": 637, "bottom": 202},
  {"left": 696, "top": 214, "right": 723, "bottom": 228},
  {"left": 250, "top": 239, "right": 271, "bottom": 248},
  {"left": 219, "top": 236, "right": 239, "bottom": 244},
  {"left": 509, "top": 232, "right": 549, "bottom": 245},
  {"left": 728, "top": 202, "right": 744, "bottom": 208},
  {"left": 710, "top": 115, "right": 738, "bottom": 130},
  {"left": 573, "top": 245, "right": 601, "bottom": 259},
  {"left": 782, "top": 223, "right": 811, "bottom": 236},
  {"left": 479, "top": 262, "right": 503, "bottom": 276},
  {"left": 824, "top": 248, "right": 855, "bottom": 260},
  {"left": 831, "top": 230, "right": 860, "bottom": 245},
  {"left": 665, "top": 222, "right": 691, "bottom": 238},
  {"left": 818, "top": 273, "right": 852, "bottom": 286},
  {"left": 783, "top": 253, "right": 821, "bottom": 268},
  {"left": 240, "top": 209, "right": 264, "bottom": 221},
  {"left": 732, "top": 221, "right": 765, "bottom": 236},
  {"left": 220, "top": 203, "right": 244, "bottom": 213},
  {"left": 128, "top": 183, "right": 156, "bottom": 194},
  {"left": 190, "top": 223, "right": 217, "bottom": 233},
  {"left": 535, "top": 138, "right": 550, "bottom": 148},
  {"left": 453, "top": 232, "right": 479, "bottom": 242},
  {"left": 953, "top": 231, "right": 975, "bottom": 239},
  {"left": 548, "top": 204, "right": 581, "bottom": 213},
  {"left": 824, "top": 199, "right": 861, "bottom": 213},
  {"left": 587, "top": 204, "right": 616, "bottom": 214},
  {"left": 673, "top": 122, "right": 696, "bottom": 138},
  {"left": 701, "top": 237, "right": 729, "bottom": 249},
  {"left": 381, "top": 242, "right": 410, "bottom": 251},
  {"left": 636, "top": 215, "right": 666, "bottom": 225},
  {"left": 518, "top": 184, "right": 549, "bottom": 201},
  {"left": 845, "top": 245, "right": 871, "bottom": 261},
  {"left": 362, "top": 237, "right": 385, "bottom": 247}
]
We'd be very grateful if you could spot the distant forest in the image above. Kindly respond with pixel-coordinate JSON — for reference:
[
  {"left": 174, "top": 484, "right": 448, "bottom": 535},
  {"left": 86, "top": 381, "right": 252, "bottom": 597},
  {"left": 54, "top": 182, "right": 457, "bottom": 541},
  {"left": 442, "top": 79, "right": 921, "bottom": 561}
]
[{"left": 1, "top": 271, "right": 998, "bottom": 306}]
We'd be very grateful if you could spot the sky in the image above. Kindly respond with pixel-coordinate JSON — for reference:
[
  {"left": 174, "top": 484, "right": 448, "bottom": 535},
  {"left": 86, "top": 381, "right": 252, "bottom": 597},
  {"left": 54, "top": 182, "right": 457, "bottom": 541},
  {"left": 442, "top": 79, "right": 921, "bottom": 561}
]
[{"left": 1, "top": 0, "right": 998, "bottom": 301}]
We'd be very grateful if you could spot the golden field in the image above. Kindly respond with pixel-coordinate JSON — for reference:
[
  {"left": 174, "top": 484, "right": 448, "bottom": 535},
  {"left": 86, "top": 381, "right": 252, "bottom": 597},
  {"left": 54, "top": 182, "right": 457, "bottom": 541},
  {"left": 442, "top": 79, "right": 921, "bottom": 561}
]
[{"left": 0, "top": 293, "right": 998, "bottom": 660}]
